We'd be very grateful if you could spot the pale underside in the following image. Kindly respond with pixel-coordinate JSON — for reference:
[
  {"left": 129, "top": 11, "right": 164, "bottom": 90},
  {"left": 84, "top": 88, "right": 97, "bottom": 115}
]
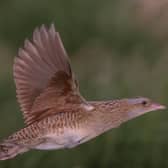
[{"left": 34, "top": 128, "right": 92, "bottom": 150}]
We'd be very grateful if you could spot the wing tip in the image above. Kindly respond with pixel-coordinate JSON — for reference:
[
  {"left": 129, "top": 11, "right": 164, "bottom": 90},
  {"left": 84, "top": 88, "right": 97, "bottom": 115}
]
[
  {"left": 38, "top": 23, "right": 57, "bottom": 34},
  {"left": 32, "top": 23, "right": 57, "bottom": 43}
]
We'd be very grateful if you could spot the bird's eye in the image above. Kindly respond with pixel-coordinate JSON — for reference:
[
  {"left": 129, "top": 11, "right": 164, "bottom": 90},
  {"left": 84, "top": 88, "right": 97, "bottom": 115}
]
[{"left": 141, "top": 100, "right": 148, "bottom": 106}]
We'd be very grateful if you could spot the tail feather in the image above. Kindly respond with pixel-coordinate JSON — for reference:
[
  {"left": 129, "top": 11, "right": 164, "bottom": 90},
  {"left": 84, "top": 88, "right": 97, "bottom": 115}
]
[{"left": 0, "top": 141, "right": 28, "bottom": 160}]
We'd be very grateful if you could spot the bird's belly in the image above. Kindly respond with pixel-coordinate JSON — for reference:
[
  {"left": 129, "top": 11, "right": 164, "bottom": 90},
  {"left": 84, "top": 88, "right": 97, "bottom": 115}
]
[
  {"left": 34, "top": 141, "right": 65, "bottom": 150},
  {"left": 34, "top": 129, "right": 91, "bottom": 150}
]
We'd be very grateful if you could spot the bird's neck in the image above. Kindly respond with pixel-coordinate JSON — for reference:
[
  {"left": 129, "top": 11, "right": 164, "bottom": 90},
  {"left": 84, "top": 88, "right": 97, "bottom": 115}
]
[{"left": 88, "top": 100, "right": 128, "bottom": 133}]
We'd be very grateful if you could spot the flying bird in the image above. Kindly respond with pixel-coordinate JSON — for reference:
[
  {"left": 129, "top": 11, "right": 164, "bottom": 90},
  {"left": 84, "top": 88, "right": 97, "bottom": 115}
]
[{"left": 0, "top": 24, "right": 166, "bottom": 160}]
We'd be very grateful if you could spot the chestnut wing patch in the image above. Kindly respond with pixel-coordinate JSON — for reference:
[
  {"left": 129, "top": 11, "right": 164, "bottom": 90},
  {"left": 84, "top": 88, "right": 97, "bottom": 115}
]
[{"left": 26, "top": 71, "right": 83, "bottom": 125}]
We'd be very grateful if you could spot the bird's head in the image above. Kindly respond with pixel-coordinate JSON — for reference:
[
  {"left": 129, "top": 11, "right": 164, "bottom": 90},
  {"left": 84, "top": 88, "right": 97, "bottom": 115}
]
[{"left": 124, "top": 97, "right": 166, "bottom": 120}]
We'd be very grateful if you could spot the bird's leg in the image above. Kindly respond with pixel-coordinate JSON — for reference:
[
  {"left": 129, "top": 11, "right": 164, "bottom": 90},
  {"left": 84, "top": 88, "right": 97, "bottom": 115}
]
[{"left": 65, "top": 135, "right": 90, "bottom": 149}]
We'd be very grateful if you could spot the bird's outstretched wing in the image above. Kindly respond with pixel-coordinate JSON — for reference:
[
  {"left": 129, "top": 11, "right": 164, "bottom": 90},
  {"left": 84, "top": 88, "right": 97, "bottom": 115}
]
[{"left": 14, "top": 24, "right": 86, "bottom": 125}]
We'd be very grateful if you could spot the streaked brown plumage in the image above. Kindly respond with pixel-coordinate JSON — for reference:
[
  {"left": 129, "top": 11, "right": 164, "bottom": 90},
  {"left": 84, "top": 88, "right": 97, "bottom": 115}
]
[{"left": 0, "top": 24, "right": 166, "bottom": 160}]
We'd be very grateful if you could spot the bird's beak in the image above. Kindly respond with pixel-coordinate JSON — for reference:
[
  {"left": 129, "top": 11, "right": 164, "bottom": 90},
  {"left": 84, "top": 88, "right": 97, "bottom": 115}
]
[{"left": 151, "top": 103, "right": 166, "bottom": 110}]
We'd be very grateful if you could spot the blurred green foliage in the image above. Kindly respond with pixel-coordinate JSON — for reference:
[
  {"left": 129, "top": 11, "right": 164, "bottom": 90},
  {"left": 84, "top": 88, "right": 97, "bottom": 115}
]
[{"left": 0, "top": 0, "right": 168, "bottom": 167}]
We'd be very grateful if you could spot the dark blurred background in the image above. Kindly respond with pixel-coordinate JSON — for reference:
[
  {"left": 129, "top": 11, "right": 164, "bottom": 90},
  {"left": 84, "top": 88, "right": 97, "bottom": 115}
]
[{"left": 0, "top": 0, "right": 168, "bottom": 167}]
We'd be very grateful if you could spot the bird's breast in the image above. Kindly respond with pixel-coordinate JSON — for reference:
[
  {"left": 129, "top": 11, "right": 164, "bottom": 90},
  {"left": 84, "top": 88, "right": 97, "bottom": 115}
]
[{"left": 34, "top": 127, "right": 93, "bottom": 150}]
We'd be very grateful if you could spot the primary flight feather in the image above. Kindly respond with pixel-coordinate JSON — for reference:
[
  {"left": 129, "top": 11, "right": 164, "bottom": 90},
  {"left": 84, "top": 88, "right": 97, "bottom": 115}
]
[{"left": 0, "top": 24, "right": 166, "bottom": 160}]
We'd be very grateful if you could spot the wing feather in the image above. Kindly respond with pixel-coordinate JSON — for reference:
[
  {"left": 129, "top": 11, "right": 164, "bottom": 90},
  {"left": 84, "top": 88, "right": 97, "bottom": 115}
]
[{"left": 14, "top": 24, "right": 81, "bottom": 125}]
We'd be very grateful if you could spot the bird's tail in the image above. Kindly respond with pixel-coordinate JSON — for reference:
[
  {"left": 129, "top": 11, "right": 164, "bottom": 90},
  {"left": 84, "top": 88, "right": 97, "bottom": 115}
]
[{"left": 0, "top": 140, "right": 28, "bottom": 160}]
